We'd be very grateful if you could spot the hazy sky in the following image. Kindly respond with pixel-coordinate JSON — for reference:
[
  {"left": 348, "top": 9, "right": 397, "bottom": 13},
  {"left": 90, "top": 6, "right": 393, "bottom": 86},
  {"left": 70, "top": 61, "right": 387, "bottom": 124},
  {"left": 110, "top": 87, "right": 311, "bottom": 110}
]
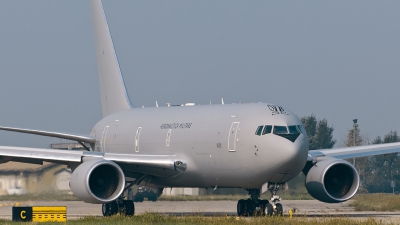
[{"left": 0, "top": 1, "right": 399, "bottom": 148}]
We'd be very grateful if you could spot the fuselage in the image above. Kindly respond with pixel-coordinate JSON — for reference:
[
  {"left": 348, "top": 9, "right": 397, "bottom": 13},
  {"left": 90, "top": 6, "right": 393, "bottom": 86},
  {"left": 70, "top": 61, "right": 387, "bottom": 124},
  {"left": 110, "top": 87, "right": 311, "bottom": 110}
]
[{"left": 90, "top": 103, "right": 309, "bottom": 189}]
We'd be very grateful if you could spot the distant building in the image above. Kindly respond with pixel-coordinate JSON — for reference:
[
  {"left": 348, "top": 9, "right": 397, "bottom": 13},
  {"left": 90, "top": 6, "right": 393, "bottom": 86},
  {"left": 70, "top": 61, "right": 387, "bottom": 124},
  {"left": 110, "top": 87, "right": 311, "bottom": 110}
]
[{"left": 0, "top": 162, "right": 66, "bottom": 195}]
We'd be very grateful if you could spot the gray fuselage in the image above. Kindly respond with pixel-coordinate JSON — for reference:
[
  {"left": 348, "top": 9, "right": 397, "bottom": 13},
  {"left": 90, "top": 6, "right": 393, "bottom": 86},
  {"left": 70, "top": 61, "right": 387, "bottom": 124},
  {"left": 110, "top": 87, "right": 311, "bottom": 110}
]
[{"left": 90, "top": 103, "right": 309, "bottom": 189}]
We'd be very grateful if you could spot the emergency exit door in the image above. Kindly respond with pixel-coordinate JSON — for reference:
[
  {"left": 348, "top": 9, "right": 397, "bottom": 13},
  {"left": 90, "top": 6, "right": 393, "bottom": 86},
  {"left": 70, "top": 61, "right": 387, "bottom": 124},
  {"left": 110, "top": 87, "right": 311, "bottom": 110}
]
[{"left": 228, "top": 122, "right": 240, "bottom": 152}]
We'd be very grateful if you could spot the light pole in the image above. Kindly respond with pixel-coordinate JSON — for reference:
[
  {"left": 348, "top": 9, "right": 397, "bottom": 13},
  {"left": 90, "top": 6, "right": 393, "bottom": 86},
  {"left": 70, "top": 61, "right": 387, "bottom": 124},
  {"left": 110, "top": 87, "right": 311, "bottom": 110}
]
[{"left": 353, "top": 119, "right": 357, "bottom": 165}]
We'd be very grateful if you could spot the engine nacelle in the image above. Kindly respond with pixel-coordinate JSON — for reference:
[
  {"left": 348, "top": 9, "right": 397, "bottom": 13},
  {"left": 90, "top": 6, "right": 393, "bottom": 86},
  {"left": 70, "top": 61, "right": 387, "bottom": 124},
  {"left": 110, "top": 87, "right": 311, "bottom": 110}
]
[
  {"left": 305, "top": 157, "right": 359, "bottom": 203},
  {"left": 70, "top": 159, "right": 125, "bottom": 204}
]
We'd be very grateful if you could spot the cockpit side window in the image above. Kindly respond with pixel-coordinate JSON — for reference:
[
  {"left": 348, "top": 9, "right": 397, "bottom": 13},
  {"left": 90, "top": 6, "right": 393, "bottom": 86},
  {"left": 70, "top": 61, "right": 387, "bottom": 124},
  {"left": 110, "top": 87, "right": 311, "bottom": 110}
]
[
  {"left": 262, "top": 125, "right": 272, "bottom": 135},
  {"left": 273, "top": 126, "right": 288, "bottom": 134},
  {"left": 296, "top": 125, "right": 307, "bottom": 135},
  {"left": 255, "top": 125, "right": 264, "bottom": 136},
  {"left": 288, "top": 125, "right": 300, "bottom": 134}
]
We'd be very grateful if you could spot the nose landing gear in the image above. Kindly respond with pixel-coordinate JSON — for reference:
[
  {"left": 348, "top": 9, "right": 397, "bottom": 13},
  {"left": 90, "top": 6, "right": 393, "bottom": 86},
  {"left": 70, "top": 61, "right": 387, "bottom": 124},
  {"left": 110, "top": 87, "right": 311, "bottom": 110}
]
[{"left": 236, "top": 183, "right": 286, "bottom": 217}]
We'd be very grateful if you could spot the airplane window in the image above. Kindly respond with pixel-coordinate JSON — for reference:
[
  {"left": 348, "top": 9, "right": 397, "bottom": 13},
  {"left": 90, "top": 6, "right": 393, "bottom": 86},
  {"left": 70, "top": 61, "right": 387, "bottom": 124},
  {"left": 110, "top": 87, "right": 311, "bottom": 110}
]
[
  {"left": 273, "top": 126, "right": 288, "bottom": 134},
  {"left": 273, "top": 125, "right": 303, "bottom": 142},
  {"left": 262, "top": 125, "right": 272, "bottom": 135},
  {"left": 288, "top": 126, "right": 300, "bottom": 134},
  {"left": 255, "top": 126, "right": 264, "bottom": 136},
  {"left": 295, "top": 126, "right": 302, "bottom": 134},
  {"left": 297, "top": 125, "right": 307, "bottom": 135}
]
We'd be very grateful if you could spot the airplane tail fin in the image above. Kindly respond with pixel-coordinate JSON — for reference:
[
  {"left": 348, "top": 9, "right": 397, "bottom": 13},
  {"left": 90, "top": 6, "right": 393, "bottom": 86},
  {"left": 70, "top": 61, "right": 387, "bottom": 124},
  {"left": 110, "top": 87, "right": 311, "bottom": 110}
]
[{"left": 90, "top": 0, "right": 133, "bottom": 117}]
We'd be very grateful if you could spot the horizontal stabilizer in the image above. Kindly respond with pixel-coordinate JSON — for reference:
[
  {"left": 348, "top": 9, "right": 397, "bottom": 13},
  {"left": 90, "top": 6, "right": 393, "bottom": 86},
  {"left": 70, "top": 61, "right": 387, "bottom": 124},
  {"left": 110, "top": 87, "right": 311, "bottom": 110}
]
[{"left": 0, "top": 126, "right": 96, "bottom": 144}]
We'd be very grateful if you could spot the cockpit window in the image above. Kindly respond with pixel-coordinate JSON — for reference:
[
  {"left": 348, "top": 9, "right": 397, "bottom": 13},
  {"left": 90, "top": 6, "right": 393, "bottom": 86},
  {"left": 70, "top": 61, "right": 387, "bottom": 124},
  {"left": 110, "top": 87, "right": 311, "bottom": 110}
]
[
  {"left": 262, "top": 125, "right": 272, "bottom": 135},
  {"left": 297, "top": 125, "right": 307, "bottom": 135},
  {"left": 273, "top": 126, "right": 288, "bottom": 134},
  {"left": 255, "top": 126, "right": 263, "bottom": 136},
  {"left": 288, "top": 125, "right": 300, "bottom": 134}
]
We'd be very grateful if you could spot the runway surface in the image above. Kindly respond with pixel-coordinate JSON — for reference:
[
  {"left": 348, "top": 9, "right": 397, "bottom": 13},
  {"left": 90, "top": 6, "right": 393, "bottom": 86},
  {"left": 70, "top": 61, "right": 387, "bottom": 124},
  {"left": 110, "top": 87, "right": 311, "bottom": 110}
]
[{"left": 1, "top": 200, "right": 400, "bottom": 223}]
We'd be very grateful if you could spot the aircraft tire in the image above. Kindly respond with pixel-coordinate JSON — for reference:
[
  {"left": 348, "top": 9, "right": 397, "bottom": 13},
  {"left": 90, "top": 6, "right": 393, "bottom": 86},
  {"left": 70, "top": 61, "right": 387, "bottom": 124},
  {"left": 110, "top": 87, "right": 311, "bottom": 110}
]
[
  {"left": 102, "top": 201, "right": 118, "bottom": 216},
  {"left": 102, "top": 203, "right": 109, "bottom": 216},
  {"left": 237, "top": 199, "right": 246, "bottom": 216},
  {"left": 245, "top": 199, "right": 255, "bottom": 216},
  {"left": 275, "top": 203, "right": 283, "bottom": 216},
  {"left": 258, "top": 200, "right": 269, "bottom": 215},
  {"left": 124, "top": 200, "right": 135, "bottom": 216},
  {"left": 264, "top": 203, "right": 273, "bottom": 216}
]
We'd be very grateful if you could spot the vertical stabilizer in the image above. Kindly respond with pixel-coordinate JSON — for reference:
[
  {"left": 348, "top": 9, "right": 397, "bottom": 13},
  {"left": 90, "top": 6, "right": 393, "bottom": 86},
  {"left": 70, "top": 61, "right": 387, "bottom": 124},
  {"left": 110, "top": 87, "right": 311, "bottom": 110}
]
[{"left": 90, "top": 0, "right": 133, "bottom": 117}]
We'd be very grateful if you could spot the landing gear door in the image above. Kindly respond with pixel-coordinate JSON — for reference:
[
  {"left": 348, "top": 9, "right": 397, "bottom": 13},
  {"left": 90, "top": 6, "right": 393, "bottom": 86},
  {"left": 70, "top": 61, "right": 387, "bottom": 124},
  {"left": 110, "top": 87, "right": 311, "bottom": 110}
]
[{"left": 228, "top": 122, "right": 240, "bottom": 152}]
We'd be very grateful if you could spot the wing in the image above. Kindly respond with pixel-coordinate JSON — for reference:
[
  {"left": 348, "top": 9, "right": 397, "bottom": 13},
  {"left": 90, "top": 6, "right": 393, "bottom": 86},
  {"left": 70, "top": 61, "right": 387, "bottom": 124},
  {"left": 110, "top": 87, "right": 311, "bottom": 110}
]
[
  {"left": 0, "top": 126, "right": 95, "bottom": 144},
  {"left": 0, "top": 146, "right": 186, "bottom": 178},
  {"left": 308, "top": 142, "right": 400, "bottom": 161}
]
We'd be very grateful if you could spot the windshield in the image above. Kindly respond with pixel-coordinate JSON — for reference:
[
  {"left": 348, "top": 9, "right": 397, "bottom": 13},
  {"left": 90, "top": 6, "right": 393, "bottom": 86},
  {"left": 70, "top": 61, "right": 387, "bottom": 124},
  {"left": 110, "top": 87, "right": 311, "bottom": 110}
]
[
  {"left": 273, "top": 126, "right": 288, "bottom": 134},
  {"left": 262, "top": 125, "right": 272, "bottom": 135},
  {"left": 288, "top": 125, "right": 300, "bottom": 134}
]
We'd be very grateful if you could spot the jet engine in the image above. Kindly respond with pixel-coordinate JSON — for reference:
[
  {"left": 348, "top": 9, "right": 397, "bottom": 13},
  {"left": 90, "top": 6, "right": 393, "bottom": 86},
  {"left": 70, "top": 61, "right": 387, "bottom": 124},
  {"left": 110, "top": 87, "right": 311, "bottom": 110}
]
[
  {"left": 305, "top": 157, "right": 359, "bottom": 203},
  {"left": 70, "top": 159, "right": 125, "bottom": 204}
]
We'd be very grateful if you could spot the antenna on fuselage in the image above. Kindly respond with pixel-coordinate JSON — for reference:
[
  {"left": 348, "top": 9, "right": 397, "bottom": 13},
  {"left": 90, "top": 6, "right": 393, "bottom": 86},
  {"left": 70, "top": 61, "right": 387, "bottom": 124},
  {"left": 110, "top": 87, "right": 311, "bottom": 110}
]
[
  {"left": 156, "top": 101, "right": 158, "bottom": 107},
  {"left": 221, "top": 98, "right": 224, "bottom": 105}
]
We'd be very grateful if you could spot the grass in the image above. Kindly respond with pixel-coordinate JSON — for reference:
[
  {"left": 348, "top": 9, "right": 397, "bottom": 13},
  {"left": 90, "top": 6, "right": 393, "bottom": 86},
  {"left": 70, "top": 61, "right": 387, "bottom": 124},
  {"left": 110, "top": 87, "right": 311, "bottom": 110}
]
[
  {"left": 0, "top": 214, "right": 394, "bottom": 225},
  {"left": 350, "top": 193, "right": 400, "bottom": 211}
]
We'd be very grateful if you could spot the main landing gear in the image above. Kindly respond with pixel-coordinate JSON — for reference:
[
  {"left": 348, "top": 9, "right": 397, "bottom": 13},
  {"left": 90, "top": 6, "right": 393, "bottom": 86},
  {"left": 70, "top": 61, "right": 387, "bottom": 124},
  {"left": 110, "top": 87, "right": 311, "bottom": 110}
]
[
  {"left": 102, "top": 198, "right": 135, "bottom": 216},
  {"left": 102, "top": 177, "right": 148, "bottom": 216},
  {"left": 237, "top": 183, "right": 285, "bottom": 217}
]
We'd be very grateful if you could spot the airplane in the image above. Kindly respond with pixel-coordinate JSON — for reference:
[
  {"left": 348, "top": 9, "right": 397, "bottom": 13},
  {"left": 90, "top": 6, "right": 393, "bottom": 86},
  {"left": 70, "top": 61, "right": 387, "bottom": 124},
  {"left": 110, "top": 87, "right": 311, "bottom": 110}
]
[{"left": 1, "top": 0, "right": 400, "bottom": 217}]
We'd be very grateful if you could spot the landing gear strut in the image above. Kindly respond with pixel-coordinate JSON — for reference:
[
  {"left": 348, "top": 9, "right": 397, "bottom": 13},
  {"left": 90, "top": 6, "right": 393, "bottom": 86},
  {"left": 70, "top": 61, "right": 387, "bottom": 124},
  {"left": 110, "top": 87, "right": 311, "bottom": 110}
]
[
  {"left": 268, "top": 183, "right": 285, "bottom": 216},
  {"left": 102, "top": 198, "right": 135, "bottom": 216},
  {"left": 236, "top": 183, "right": 286, "bottom": 217}
]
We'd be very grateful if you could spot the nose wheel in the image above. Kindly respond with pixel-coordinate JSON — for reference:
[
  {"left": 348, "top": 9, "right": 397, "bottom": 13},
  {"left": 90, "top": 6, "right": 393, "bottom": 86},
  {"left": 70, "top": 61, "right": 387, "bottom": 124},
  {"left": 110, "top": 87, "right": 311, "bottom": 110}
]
[
  {"left": 263, "top": 201, "right": 273, "bottom": 216},
  {"left": 275, "top": 203, "right": 283, "bottom": 216}
]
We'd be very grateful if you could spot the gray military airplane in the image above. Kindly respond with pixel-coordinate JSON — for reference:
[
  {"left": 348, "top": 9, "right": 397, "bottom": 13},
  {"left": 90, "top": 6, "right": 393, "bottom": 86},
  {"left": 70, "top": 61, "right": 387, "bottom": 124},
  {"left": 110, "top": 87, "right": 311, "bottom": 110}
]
[{"left": 1, "top": 0, "right": 400, "bottom": 217}]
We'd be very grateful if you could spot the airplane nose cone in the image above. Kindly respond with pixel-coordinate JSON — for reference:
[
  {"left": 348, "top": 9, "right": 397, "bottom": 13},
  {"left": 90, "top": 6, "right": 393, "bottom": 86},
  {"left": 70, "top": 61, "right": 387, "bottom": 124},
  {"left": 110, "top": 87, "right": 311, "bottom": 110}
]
[
  {"left": 253, "top": 133, "right": 309, "bottom": 185},
  {"left": 275, "top": 134, "right": 309, "bottom": 175},
  {"left": 284, "top": 134, "right": 308, "bottom": 175}
]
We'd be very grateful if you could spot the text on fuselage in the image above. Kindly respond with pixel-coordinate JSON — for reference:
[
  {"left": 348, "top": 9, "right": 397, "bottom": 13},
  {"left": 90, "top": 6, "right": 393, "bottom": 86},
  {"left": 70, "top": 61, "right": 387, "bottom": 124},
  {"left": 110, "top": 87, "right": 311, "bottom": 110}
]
[
  {"left": 267, "top": 105, "right": 288, "bottom": 115},
  {"left": 160, "top": 123, "right": 193, "bottom": 129}
]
